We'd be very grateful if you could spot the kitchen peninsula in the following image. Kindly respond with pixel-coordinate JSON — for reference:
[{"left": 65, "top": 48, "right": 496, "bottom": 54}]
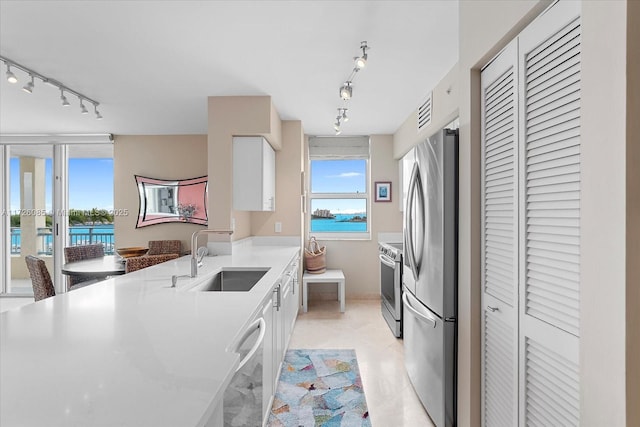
[{"left": 0, "top": 242, "right": 300, "bottom": 426}]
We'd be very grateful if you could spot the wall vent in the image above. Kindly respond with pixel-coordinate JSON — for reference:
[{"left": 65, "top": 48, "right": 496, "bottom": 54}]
[{"left": 417, "top": 92, "right": 433, "bottom": 131}]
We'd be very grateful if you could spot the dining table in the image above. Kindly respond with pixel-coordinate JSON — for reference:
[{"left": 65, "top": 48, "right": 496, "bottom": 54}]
[{"left": 61, "top": 255, "right": 126, "bottom": 281}]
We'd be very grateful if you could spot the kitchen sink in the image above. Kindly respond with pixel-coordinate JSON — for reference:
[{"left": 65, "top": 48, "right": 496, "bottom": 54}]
[{"left": 191, "top": 268, "right": 269, "bottom": 292}]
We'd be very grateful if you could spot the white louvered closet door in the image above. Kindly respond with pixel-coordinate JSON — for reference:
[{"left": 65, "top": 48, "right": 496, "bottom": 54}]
[
  {"left": 518, "top": 1, "right": 581, "bottom": 426},
  {"left": 480, "top": 39, "right": 519, "bottom": 427}
]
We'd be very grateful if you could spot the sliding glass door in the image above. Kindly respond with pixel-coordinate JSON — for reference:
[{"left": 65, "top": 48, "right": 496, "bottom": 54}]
[{"left": 0, "top": 142, "right": 113, "bottom": 297}]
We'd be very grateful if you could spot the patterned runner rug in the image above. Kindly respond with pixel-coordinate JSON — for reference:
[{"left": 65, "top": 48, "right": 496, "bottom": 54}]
[{"left": 267, "top": 349, "right": 371, "bottom": 427}]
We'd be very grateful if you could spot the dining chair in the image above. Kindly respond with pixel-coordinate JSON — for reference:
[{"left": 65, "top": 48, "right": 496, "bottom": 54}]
[
  {"left": 125, "top": 253, "right": 180, "bottom": 273},
  {"left": 147, "top": 240, "right": 182, "bottom": 256},
  {"left": 25, "top": 255, "right": 56, "bottom": 302},
  {"left": 124, "top": 240, "right": 182, "bottom": 273},
  {"left": 64, "top": 244, "right": 105, "bottom": 287}
]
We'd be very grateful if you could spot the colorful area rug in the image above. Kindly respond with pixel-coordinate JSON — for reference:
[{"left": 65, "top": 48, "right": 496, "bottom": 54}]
[{"left": 267, "top": 349, "right": 371, "bottom": 427}]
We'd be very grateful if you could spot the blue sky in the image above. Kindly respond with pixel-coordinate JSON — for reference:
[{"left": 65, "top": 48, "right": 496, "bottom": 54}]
[{"left": 10, "top": 158, "right": 114, "bottom": 212}]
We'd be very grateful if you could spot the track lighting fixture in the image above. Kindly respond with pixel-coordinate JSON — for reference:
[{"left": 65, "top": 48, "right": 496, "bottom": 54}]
[
  {"left": 1, "top": 55, "right": 103, "bottom": 120},
  {"left": 354, "top": 41, "right": 369, "bottom": 69},
  {"left": 334, "top": 115, "right": 342, "bottom": 131},
  {"left": 22, "top": 75, "right": 34, "bottom": 93},
  {"left": 339, "top": 82, "right": 353, "bottom": 100},
  {"left": 60, "top": 89, "right": 70, "bottom": 107},
  {"left": 331, "top": 41, "right": 370, "bottom": 133},
  {"left": 6, "top": 64, "right": 17, "bottom": 83}
]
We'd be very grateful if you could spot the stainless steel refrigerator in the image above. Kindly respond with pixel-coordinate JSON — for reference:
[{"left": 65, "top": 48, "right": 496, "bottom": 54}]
[{"left": 402, "top": 128, "right": 458, "bottom": 427}]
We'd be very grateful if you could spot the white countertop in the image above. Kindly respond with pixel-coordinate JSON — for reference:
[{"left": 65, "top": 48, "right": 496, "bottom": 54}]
[{"left": 0, "top": 244, "right": 300, "bottom": 427}]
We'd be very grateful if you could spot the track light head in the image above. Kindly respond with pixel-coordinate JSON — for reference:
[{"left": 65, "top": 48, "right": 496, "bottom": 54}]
[
  {"left": 339, "top": 82, "right": 352, "bottom": 100},
  {"left": 341, "top": 108, "right": 349, "bottom": 122},
  {"left": 60, "top": 89, "right": 70, "bottom": 107},
  {"left": 80, "top": 100, "right": 88, "bottom": 114},
  {"left": 6, "top": 64, "right": 17, "bottom": 83},
  {"left": 94, "top": 104, "right": 103, "bottom": 120},
  {"left": 354, "top": 41, "right": 369, "bottom": 69},
  {"left": 22, "top": 75, "right": 34, "bottom": 93},
  {"left": 333, "top": 114, "right": 342, "bottom": 131}
]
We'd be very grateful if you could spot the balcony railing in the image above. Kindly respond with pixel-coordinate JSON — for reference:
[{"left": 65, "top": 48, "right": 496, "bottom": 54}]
[{"left": 9, "top": 227, "right": 115, "bottom": 255}]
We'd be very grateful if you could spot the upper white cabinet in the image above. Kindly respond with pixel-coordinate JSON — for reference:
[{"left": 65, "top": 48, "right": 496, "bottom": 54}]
[{"left": 233, "top": 136, "right": 275, "bottom": 211}]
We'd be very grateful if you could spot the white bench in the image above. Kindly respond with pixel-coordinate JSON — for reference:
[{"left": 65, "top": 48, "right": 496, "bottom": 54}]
[{"left": 302, "top": 269, "right": 345, "bottom": 313}]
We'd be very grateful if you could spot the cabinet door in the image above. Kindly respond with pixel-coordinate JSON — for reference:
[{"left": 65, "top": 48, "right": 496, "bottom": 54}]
[
  {"left": 481, "top": 38, "right": 520, "bottom": 427},
  {"left": 232, "top": 136, "right": 275, "bottom": 211},
  {"left": 261, "top": 296, "right": 275, "bottom": 420},
  {"left": 262, "top": 140, "right": 276, "bottom": 210}
]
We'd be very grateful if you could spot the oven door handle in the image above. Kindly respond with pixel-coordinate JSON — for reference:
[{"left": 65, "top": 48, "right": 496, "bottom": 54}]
[
  {"left": 402, "top": 292, "right": 437, "bottom": 328},
  {"left": 379, "top": 253, "right": 397, "bottom": 268}
]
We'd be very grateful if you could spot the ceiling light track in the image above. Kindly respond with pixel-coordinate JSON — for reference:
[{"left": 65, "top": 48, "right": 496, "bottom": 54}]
[
  {"left": 1, "top": 55, "right": 103, "bottom": 119},
  {"left": 332, "top": 41, "right": 369, "bottom": 134}
]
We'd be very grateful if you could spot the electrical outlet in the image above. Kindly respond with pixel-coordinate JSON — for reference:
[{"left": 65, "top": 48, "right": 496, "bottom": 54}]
[{"left": 275, "top": 222, "right": 282, "bottom": 233}]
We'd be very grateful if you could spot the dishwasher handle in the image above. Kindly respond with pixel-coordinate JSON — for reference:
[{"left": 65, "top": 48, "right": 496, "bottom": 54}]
[
  {"left": 234, "top": 317, "right": 266, "bottom": 373},
  {"left": 402, "top": 292, "right": 437, "bottom": 328}
]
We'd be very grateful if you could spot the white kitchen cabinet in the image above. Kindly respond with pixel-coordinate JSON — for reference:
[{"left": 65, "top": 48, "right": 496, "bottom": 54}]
[
  {"left": 282, "top": 258, "right": 299, "bottom": 350},
  {"left": 233, "top": 136, "right": 275, "bottom": 211},
  {"left": 261, "top": 294, "right": 275, "bottom": 422}
]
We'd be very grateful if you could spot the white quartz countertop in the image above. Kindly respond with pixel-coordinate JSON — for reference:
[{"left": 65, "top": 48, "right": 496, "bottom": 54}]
[{"left": 0, "top": 244, "right": 300, "bottom": 427}]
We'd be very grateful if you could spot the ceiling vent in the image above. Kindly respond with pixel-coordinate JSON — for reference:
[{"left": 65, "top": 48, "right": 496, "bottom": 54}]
[{"left": 417, "top": 92, "right": 432, "bottom": 131}]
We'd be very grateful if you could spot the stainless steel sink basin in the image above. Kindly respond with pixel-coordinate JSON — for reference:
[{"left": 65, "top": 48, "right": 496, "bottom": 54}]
[{"left": 191, "top": 268, "right": 269, "bottom": 292}]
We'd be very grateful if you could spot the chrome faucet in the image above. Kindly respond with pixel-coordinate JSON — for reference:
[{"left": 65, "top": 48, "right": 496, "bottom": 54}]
[{"left": 190, "top": 229, "right": 233, "bottom": 277}]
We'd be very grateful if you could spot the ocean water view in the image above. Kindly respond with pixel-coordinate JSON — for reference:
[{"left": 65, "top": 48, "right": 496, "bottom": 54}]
[
  {"left": 10, "top": 224, "right": 115, "bottom": 255},
  {"left": 311, "top": 214, "right": 367, "bottom": 232}
]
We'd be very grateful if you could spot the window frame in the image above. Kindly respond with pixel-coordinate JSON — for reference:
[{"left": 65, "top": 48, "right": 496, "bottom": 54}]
[{"left": 307, "top": 156, "right": 371, "bottom": 241}]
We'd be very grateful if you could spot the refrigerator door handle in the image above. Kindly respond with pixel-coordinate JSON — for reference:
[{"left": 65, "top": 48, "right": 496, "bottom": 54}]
[
  {"left": 403, "top": 292, "right": 437, "bottom": 328},
  {"left": 404, "top": 162, "right": 421, "bottom": 281}
]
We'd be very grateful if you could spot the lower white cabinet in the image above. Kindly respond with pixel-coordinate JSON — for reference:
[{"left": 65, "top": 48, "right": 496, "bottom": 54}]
[
  {"left": 262, "top": 255, "right": 300, "bottom": 424},
  {"left": 261, "top": 294, "right": 275, "bottom": 422}
]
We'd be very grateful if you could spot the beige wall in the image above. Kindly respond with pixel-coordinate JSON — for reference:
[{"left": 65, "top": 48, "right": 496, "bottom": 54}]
[
  {"left": 207, "top": 96, "right": 282, "bottom": 241},
  {"left": 306, "top": 134, "right": 403, "bottom": 300},
  {"left": 582, "top": 1, "right": 640, "bottom": 425},
  {"left": 113, "top": 135, "right": 208, "bottom": 252},
  {"left": 394, "top": 63, "right": 460, "bottom": 159},
  {"left": 251, "top": 120, "right": 303, "bottom": 237},
  {"left": 627, "top": 2, "right": 640, "bottom": 424}
]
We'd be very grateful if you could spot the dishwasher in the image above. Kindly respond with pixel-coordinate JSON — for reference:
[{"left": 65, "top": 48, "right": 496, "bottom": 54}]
[{"left": 222, "top": 317, "right": 266, "bottom": 427}]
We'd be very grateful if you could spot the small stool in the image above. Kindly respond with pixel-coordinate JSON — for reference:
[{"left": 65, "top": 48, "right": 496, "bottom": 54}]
[{"left": 302, "top": 269, "right": 345, "bottom": 313}]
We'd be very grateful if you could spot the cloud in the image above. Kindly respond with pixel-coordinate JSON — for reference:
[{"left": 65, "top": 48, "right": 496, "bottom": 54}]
[{"left": 328, "top": 172, "right": 363, "bottom": 178}]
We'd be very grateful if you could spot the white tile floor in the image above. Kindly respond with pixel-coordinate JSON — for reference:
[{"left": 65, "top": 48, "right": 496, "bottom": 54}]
[{"left": 289, "top": 298, "right": 435, "bottom": 427}]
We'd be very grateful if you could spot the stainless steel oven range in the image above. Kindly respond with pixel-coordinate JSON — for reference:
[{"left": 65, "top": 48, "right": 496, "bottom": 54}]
[{"left": 378, "top": 242, "right": 403, "bottom": 337}]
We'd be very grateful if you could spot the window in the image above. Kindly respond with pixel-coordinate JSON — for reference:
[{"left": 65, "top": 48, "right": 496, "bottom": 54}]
[{"left": 308, "top": 137, "right": 370, "bottom": 239}]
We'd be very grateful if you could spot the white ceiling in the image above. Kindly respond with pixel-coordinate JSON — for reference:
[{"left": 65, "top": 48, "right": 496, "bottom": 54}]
[{"left": 0, "top": 1, "right": 458, "bottom": 137}]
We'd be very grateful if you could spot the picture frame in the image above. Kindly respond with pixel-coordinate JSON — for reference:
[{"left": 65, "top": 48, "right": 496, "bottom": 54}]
[{"left": 375, "top": 181, "right": 392, "bottom": 202}]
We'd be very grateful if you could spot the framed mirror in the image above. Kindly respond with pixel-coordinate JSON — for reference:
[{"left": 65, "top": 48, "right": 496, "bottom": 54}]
[{"left": 135, "top": 175, "right": 208, "bottom": 228}]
